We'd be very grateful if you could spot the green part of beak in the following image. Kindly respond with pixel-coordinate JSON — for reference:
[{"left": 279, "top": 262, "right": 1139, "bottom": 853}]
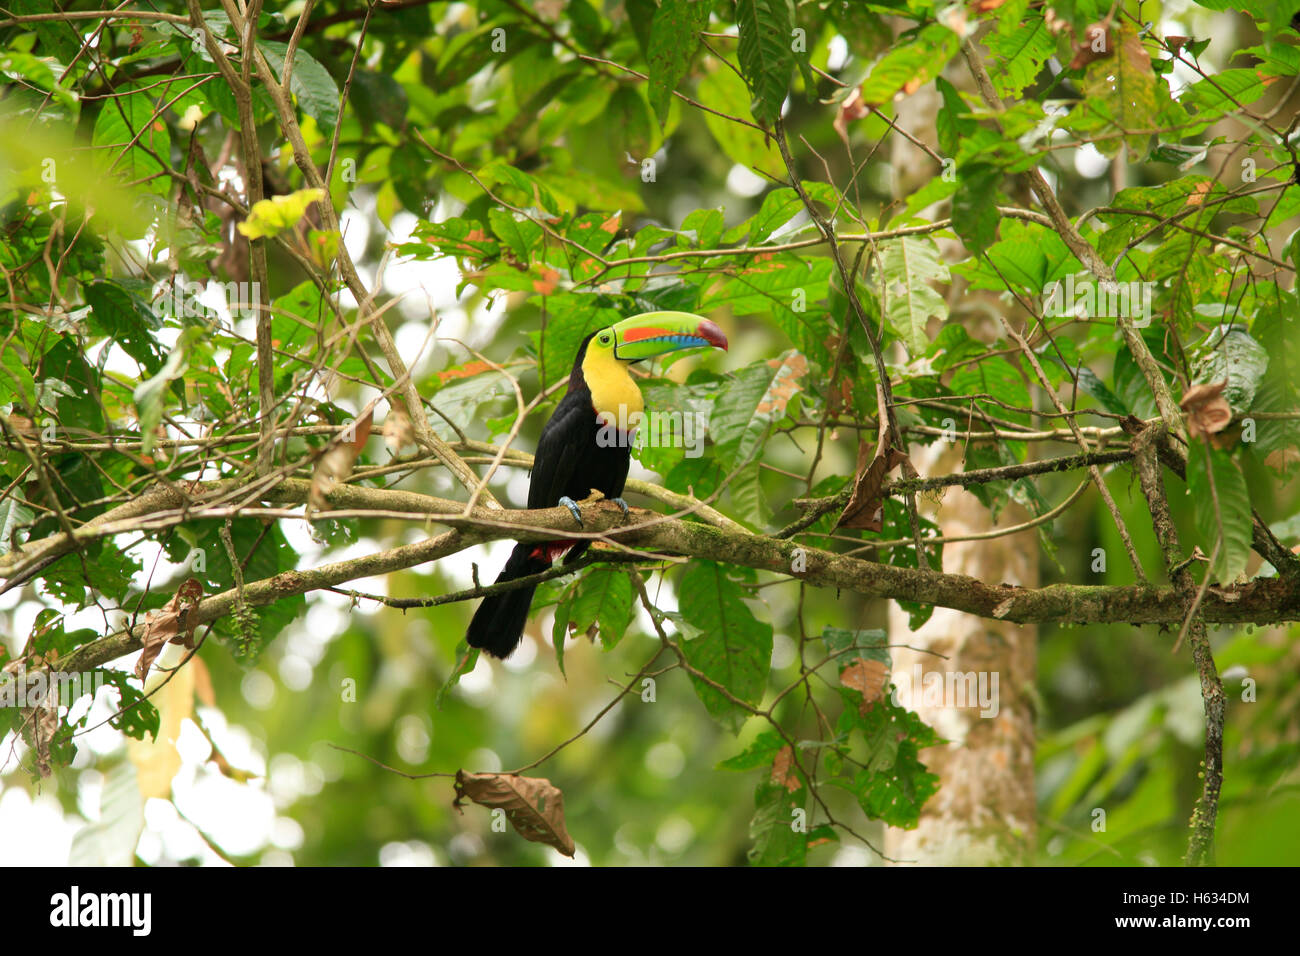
[{"left": 609, "top": 311, "right": 729, "bottom": 361}]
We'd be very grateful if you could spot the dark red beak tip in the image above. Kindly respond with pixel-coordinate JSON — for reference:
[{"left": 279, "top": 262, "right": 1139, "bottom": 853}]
[{"left": 699, "top": 319, "right": 728, "bottom": 351}]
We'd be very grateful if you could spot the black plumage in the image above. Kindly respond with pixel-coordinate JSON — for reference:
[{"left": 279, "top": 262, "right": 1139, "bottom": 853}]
[{"left": 465, "top": 333, "right": 632, "bottom": 658}]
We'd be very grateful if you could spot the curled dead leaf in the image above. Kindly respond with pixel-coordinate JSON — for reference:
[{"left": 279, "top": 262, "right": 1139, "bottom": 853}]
[
  {"left": 454, "top": 770, "right": 576, "bottom": 857},
  {"left": 1180, "top": 381, "right": 1232, "bottom": 441},
  {"left": 837, "top": 443, "right": 907, "bottom": 531},
  {"left": 134, "top": 578, "right": 203, "bottom": 681}
]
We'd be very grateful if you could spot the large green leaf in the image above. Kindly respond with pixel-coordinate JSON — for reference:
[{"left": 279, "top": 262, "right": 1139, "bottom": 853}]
[
  {"left": 710, "top": 351, "right": 809, "bottom": 466},
  {"left": 568, "top": 567, "right": 634, "bottom": 650},
  {"left": 91, "top": 88, "right": 171, "bottom": 197},
  {"left": 1190, "top": 328, "right": 1269, "bottom": 415},
  {"left": 259, "top": 40, "right": 341, "bottom": 130},
  {"left": 985, "top": 18, "right": 1056, "bottom": 99},
  {"left": 84, "top": 280, "right": 165, "bottom": 375},
  {"left": 646, "top": 0, "right": 710, "bottom": 125},
  {"left": 1079, "top": 27, "right": 1157, "bottom": 156},
  {"left": 878, "top": 236, "right": 949, "bottom": 356},
  {"left": 736, "top": 0, "right": 794, "bottom": 126},
  {"left": 678, "top": 561, "right": 772, "bottom": 733},
  {"left": 1187, "top": 443, "right": 1253, "bottom": 584},
  {"left": 698, "top": 63, "right": 784, "bottom": 176}
]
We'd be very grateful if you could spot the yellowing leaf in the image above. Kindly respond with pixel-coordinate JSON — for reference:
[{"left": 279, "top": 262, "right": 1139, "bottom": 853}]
[{"left": 238, "top": 188, "right": 325, "bottom": 240}]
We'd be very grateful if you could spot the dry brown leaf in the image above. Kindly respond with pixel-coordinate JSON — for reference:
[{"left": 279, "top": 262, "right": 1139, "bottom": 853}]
[
  {"left": 833, "top": 87, "right": 870, "bottom": 151},
  {"left": 1180, "top": 381, "right": 1232, "bottom": 441},
  {"left": 5, "top": 414, "right": 37, "bottom": 438},
  {"left": 758, "top": 352, "right": 809, "bottom": 417},
  {"left": 770, "top": 745, "right": 801, "bottom": 793},
  {"left": 23, "top": 694, "right": 59, "bottom": 778},
  {"left": 837, "top": 442, "right": 907, "bottom": 531},
  {"left": 840, "top": 657, "right": 890, "bottom": 714},
  {"left": 134, "top": 578, "right": 203, "bottom": 682},
  {"left": 454, "top": 770, "right": 576, "bottom": 857},
  {"left": 1068, "top": 23, "right": 1114, "bottom": 70},
  {"left": 382, "top": 409, "right": 414, "bottom": 453}
]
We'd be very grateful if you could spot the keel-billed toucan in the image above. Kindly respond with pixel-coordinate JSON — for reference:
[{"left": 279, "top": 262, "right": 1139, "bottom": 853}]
[{"left": 466, "top": 311, "right": 728, "bottom": 658}]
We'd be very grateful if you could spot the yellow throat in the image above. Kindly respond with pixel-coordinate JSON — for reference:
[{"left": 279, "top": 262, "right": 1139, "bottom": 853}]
[{"left": 582, "top": 345, "right": 643, "bottom": 426}]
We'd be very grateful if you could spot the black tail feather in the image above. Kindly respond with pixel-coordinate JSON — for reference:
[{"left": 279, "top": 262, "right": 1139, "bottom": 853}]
[{"left": 466, "top": 544, "right": 548, "bottom": 658}]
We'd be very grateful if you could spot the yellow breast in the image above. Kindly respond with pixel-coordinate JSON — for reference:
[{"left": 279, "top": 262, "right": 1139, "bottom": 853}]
[{"left": 582, "top": 347, "right": 643, "bottom": 424}]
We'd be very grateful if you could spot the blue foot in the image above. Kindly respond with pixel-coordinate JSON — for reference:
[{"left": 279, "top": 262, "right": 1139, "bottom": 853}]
[
  {"left": 558, "top": 496, "right": 584, "bottom": 528},
  {"left": 611, "top": 497, "right": 630, "bottom": 516}
]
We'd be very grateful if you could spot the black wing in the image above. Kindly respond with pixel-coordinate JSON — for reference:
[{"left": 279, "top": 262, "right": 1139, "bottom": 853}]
[{"left": 527, "top": 388, "right": 593, "bottom": 509}]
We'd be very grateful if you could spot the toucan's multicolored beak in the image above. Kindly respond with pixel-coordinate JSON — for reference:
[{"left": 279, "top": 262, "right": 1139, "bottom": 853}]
[{"left": 609, "top": 311, "right": 728, "bottom": 362}]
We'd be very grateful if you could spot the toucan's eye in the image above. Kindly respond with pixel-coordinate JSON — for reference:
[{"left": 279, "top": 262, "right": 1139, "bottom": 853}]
[{"left": 599, "top": 333, "right": 611, "bottom": 345}]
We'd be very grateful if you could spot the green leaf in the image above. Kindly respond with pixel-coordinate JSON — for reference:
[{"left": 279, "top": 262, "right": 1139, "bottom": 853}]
[
  {"left": 935, "top": 76, "right": 973, "bottom": 158},
  {"left": 84, "top": 280, "right": 165, "bottom": 375},
  {"left": 0, "top": 498, "right": 34, "bottom": 556},
  {"left": 437, "top": 643, "right": 480, "bottom": 709},
  {"left": 568, "top": 568, "right": 634, "bottom": 650},
  {"left": 718, "top": 728, "right": 785, "bottom": 770},
  {"left": 646, "top": 0, "right": 710, "bottom": 125},
  {"left": 839, "top": 691, "right": 940, "bottom": 829},
  {"left": 710, "top": 351, "right": 810, "bottom": 465},
  {"left": 1188, "top": 443, "right": 1253, "bottom": 584},
  {"left": 1079, "top": 27, "right": 1157, "bottom": 156},
  {"left": 747, "top": 187, "right": 805, "bottom": 244},
  {"left": 551, "top": 586, "right": 571, "bottom": 676},
  {"left": 488, "top": 207, "right": 542, "bottom": 263},
  {"left": 101, "top": 670, "right": 161, "bottom": 742},
  {"left": 878, "top": 236, "right": 949, "bottom": 356},
  {"left": 678, "top": 561, "right": 773, "bottom": 733},
  {"left": 698, "top": 63, "right": 784, "bottom": 176},
  {"left": 748, "top": 778, "right": 807, "bottom": 866},
  {"left": 820, "top": 627, "right": 890, "bottom": 666},
  {"left": 858, "top": 24, "right": 958, "bottom": 107},
  {"left": 1190, "top": 327, "right": 1269, "bottom": 415},
  {"left": 91, "top": 87, "right": 171, "bottom": 197},
  {"left": 258, "top": 40, "right": 340, "bottom": 130},
  {"left": 736, "top": 0, "right": 794, "bottom": 126},
  {"left": 953, "top": 162, "right": 1001, "bottom": 254},
  {"left": 984, "top": 18, "right": 1055, "bottom": 99}
]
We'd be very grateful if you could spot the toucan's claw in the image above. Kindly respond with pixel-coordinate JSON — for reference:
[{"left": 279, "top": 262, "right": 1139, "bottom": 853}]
[
  {"left": 558, "top": 495, "right": 584, "bottom": 528},
  {"left": 611, "top": 497, "right": 630, "bottom": 516}
]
